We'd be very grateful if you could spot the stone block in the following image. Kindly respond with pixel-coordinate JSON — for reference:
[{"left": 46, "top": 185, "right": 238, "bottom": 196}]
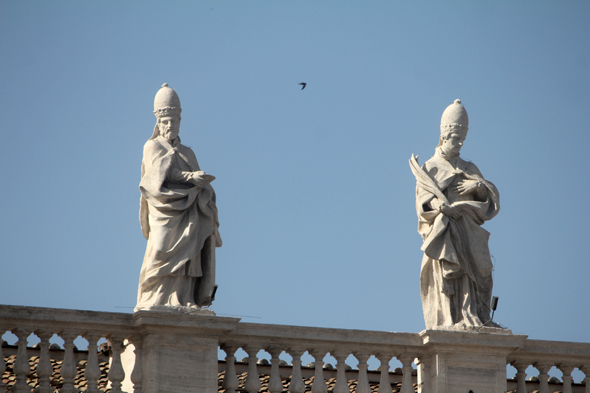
[
  {"left": 121, "top": 310, "right": 240, "bottom": 393},
  {"left": 418, "top": 329, "right": 527, "bottom": 393}
]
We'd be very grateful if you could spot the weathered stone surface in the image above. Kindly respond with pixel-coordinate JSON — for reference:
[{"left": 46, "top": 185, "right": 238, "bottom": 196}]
[
  {"left": 410, "top": 99, "right": 502, "bottom": 331},
  {"left": 4, "top": 305, "right": 590, "bottom": 393},
  {"left": 136, "top": 84, "right": 222, "bottom": 312},
  {"left": 418, "top": 329, "right": 527, "bottom": 393}
]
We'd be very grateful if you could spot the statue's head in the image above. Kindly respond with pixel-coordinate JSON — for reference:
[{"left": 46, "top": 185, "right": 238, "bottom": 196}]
[
  {"left": 152, "top": 83, "right": 182, "bottom": 141},
  {"left": 157, "top": 116, "right": 181, "bottom": 142},
  {"left": 438, "top": 99, "right": 469, "bottom": 157}
]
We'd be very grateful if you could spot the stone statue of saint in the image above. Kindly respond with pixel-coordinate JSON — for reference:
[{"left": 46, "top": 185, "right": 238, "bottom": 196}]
[
  {"left": 135, "top": 84, "right": 222, "bottom": 312},
  {"left": 410, "top": 99, "right": 500, "bottom": 330}
]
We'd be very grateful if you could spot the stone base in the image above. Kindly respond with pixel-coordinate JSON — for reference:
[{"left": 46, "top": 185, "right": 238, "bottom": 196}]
[
  {"left": 122, "top": 334, "right": 219, "bottom": 393},
  {"left": 121, "top": 311, "right": 240, "bottom": 393},
  {"left": 418, "top": 329, "right": 527, "bottom": 393},
  {"left": 133, "top": 305, "right": 216, "bottom": 315},
  {"left": 432, "top": 324, "right": 512, "bottom": 335}
]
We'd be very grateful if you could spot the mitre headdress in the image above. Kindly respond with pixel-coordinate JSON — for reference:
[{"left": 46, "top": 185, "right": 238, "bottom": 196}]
[
  {"left": 154, "top": 83, "right": 182, "bottom": 118},
  {"left": 440, "top": 99, "right": 468, "bottom": 137}
]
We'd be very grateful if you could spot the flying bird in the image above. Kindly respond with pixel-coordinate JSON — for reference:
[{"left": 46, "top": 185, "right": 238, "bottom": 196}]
[{"left": 299, "top": 82, "right": 306, "bottom": 90}]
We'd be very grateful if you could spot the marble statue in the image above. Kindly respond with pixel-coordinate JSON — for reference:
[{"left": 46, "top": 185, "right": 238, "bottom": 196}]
[
  {"left": 410, "top": 99, "right": 500, "bottom": 330},
  {"left": 135, "top": 84, "right": 222, "bottom": 313}
]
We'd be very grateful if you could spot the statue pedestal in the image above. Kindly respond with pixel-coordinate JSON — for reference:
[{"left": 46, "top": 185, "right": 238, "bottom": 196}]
[
  {"left": 121, "top": 310, "right": 240, "bottom": 393},
  {"left": 417, "top": 329, "right": 527, "bottom": 393}
]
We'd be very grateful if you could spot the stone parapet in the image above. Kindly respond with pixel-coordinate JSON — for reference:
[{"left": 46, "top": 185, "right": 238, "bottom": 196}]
[{"left": 2, "top": 304, "right": 590, "bottom": 393}]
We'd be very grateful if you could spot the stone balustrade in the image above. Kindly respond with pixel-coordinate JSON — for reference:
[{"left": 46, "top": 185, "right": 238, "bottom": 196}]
[
  {"left": 508, "top": 339, "right": 590, "bottom": 393},
  {"left": 2, "top": 304, "right": 590, "bottom": 393},
  {"left": 0, "top": 305, "right": 138, "bottom": 393},
  {"left": 218, "top": 322, "right": 423, "bottom": 393}
]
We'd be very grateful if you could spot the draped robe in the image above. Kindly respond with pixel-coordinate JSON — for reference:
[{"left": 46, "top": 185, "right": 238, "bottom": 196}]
[
  {"left": 416, "top": 149, "right": 499, "bottom": 329},
  {"left": 136, "top": 135, "right": 221, "bottom": 311}
]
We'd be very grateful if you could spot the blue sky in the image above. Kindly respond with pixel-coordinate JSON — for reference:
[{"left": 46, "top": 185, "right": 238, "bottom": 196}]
[{"left": 1, "top": 0, "right": 589, "bottom": 380}]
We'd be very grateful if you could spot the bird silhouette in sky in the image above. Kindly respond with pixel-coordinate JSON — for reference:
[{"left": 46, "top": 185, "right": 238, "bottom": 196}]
[{"left": 299, "top": 82, "right": 306, "bottom": 90}]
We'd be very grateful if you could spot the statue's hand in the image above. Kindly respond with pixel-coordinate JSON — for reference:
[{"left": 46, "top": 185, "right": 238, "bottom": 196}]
[
  {"left": 439, "top": 204, "right": 461, "bottom": 220},
  {"left": 190, "top": 171, "right": 216, "bottom": 186},
  {"left": 455, "top": 179, "right": 482, "bottom": 195}
]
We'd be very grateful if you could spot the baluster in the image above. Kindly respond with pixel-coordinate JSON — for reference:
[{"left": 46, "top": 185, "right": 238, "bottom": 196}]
[
  {"left": 353, "top": 352, "right": 370, "bottom": 393},
  {"left": 244, "top": 346, "right": 261, "bottom": 393},
  {"left": 287, "top": 348, "right": 305, "bottom": 393},
  {"left": 558, "top": 364, "right": 574, "bottom": 393},
  {"left": 58, "top": 332, "right": 79, "bottom": 393},
  {"left": 376, "top": 354, "right": 392, "bottom": 393},
  {"left": 309, "top": 349, "right": 327, "bottom": 393},
  {"left": 107, "top": 336, "right": 126, "bottom": 393},
  {"left": 398, "top": 355, "right": 414, "bottom": 393},
  {"left": 34, "top": 330, "right": 55, "bottom": 393},
  {"left": 534, "top": 362, "right": 552, "bottom": 393},
  {"left": 414, "top": 356, "right": 430, "bottom": 393},
  {"left": 10, "top": 328, "right": 32, "bottom": 393},
  {"left": 510, "top": 361, "right": 528, "bottom": 393},
  {"left": 1, "top": 328, "right": 8, "bottom": 391},
  {"left": 82, "top": 333, "right": 101, "bottom": 393},
  {"left": 581, "top": 364, "right": 590, "bottom": 393},
  {"left": 266, "top": 347, "right": 283, "bottom": 393},
  {"left": 128, "top": 336, "right": 143, "bottom": 393},
  {"left": 221, "top": 344, "right": 239, "bottom": 393},
  {"left": 332, "top": 351, "right": 350, "bottom": 393}
]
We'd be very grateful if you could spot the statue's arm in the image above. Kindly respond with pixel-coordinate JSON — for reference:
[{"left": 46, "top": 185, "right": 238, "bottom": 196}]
[
  {"left": 168, "top": 168, "right": 195, "bottom": 183},
  {"left": 456, "top": 179, "right": 488, "bottom": 201},
  {"left": 426, "top": 197, "right": 445, "bottom": 212},
  {"left": 417, "top": 190, "right": 442, "bottom": 222},
  {"left": 143, "top": 143, "right": 214, "bottom": 187},
  {"left": 458, "top": 162, "right": 491, "bottom": 201},
  {"left": 419, "top": 188, "right": 462, "bottom": 221},
  {"left": 416, "top": 162, "right": 461, "bottom": 220},
  {"left": 169, "top": 168, "right": 215, "bottom": 187}
]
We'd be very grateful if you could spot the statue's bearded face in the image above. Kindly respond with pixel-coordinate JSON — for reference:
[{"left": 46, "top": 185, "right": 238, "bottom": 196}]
[
  {"left": 158, "top": 116, "right": 181, "bottom": 142},
  {"left": 441, "top": 132, "right": 465, "bottom": 157}
]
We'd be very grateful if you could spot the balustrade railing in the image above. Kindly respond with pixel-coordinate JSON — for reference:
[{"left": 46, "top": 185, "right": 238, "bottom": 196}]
[
  {"left": 508, "top": 339, "right": 590, "bottom": 393},
  {"left": 0, "top": 305, "right": 137, "bottom": 393},
  {"left": 219, "top": 323, "right": 423, "bottom": 393},
  {"left": 2, "top": 304, "right": 590, "bottom": 393}
]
